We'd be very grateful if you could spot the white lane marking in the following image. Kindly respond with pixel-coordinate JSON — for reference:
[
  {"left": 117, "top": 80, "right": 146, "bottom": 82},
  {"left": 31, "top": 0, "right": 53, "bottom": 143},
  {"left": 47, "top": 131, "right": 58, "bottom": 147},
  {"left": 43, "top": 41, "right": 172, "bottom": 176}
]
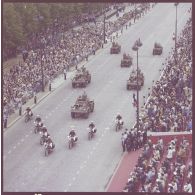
[
  {"left": 68, "top": 183, "right": 72, "bottom": 187},
  {"left": 72, "top": 177, "right": 76, "bottom": 181},
  {"left": 105, "top": 127, "right": 110, "bottom": 130},
  {"left": 8, "top": 150, "right": 12, "bottom": 154},
  {"left": 76, "top": 171, "right": 80, "bottom": 174}
]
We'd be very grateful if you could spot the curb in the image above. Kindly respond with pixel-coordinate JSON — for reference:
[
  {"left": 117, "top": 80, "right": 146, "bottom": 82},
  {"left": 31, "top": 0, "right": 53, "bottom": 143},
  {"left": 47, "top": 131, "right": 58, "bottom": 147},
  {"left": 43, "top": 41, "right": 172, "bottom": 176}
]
[
  {"left": 5, "top": 91, "right": 51, "bottom": 131},
  {"left": 105, "top": 152, "right": 126, "bottom": 191}
]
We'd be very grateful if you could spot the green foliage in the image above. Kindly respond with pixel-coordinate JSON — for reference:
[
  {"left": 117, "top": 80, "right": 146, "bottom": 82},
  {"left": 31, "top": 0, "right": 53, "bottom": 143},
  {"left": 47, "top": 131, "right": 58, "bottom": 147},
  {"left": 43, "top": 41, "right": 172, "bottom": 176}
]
[{"left": 3, "top": 2, "right": 107, "bottom": 61}]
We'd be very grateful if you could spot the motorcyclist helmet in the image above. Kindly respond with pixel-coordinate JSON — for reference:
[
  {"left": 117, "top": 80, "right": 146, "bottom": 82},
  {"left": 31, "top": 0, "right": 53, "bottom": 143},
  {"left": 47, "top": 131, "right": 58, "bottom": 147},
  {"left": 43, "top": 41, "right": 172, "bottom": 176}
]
[{"left": 42, "top": 126, "right": 47, "bottom": 132}]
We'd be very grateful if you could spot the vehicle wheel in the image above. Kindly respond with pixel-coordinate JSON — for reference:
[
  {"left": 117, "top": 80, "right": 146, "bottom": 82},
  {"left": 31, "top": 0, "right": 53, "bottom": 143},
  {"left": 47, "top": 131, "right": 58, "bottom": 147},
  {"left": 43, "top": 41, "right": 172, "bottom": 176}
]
[
  {"left": 45, "top": 149, "right": 48, "bottom": 156},
  {"left": 25, "top": 117, "right": 28, "bottom": 123},
  {"left": 115, "top": 125, "right": 119, "bottom": 132},
  {"left": 88, "top": 132, "right": 92, "bottom": 140},
  {"left": 40, "top": 138, "right": 44, "bottom": 145},
  {"left": 68, "top": 141, "right": 72, "bottom": 149},
  {"left": 91, "top": 104, "right": 94, "bottom": 112},
  {"left": 71, "top": 113, "right": 75, "bottom": 118},
  {"left": 84, "top": 113, "right": 89, "bottom": 119}
]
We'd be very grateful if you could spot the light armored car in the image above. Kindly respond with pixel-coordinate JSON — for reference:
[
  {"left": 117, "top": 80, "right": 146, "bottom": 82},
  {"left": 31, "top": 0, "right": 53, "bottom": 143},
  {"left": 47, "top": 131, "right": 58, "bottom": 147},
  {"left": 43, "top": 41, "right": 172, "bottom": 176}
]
[
  {"left": 121, "top": 53, "right": 133, "bottom": 67},
  {"left": 72, "top": 67, "right": 91, "bottom": 88},
  {"left": 126, "top": 69, "right": 144, "bottom": 90},
  {"left": 153, "top": 42, "right": 163, "bottom": 55},
  {"left": 110, "top": 42, "right": 121, "bottom": 54},
  {"left": 71, "top": 93, "right": 94, "bottom": 119}
]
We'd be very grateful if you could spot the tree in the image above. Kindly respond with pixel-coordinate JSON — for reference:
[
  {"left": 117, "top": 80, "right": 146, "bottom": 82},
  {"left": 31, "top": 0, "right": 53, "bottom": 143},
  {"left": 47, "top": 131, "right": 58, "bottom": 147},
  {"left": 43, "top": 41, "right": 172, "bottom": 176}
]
[{"left": 3, "top": 3, "right": 24, "bottom": 60}]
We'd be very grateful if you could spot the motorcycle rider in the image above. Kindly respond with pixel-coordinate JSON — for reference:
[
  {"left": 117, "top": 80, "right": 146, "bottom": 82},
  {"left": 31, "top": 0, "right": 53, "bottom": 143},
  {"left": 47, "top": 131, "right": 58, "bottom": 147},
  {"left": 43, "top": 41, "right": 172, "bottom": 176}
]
[
  {"left": 41, "top": 126, "right": 50, "bottom": 142},
  {"left": 89, "top": 121, "right": 96, "bottom": 133},
  {"left": 45, "top": 137, "right": 55, "bottom": 150},
  {"left": 34, "top": 115, "right": 43, "bottom": 131},
  {"left": 116, "top": 113, "right": 124, "bottom": 126},
  {"left": 25, "top": 107, "right": 33, "bottom": 118},
  {"left": 69, "top": 129, "right": 78, "bottom": 142}
]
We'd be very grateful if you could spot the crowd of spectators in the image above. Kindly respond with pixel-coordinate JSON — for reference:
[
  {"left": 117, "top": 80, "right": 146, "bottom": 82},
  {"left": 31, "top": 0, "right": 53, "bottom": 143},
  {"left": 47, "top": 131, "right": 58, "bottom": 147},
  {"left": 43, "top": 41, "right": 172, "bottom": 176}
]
[
  {"left": 122, "top": 9, "right": 192, "bottom": 192},
  {"left": 123, "top": 136, "right": 192, "bottom": 192},
  {"left": 3, "top": 3, "right": 153, "bottom": 121},
  {"left": 121, "top": 128, "right": 147, "bottom": 152},
  {"left": 137, "top": 15, "right": 192, "bottom": 133}
]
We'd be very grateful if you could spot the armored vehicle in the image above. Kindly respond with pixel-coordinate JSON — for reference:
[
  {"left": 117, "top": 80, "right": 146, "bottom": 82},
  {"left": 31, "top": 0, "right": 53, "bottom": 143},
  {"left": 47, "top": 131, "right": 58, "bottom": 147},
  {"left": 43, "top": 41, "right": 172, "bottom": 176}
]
[{"left": 71, "top": 92, "right": 94, "bottom": 119}]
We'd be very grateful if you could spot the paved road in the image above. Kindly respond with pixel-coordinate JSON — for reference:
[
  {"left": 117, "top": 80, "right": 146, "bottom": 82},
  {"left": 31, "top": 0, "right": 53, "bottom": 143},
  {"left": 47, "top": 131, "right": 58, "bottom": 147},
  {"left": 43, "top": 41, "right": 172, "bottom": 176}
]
[{"left": 3, "top": 3, "right": 191, "bottom": 192}]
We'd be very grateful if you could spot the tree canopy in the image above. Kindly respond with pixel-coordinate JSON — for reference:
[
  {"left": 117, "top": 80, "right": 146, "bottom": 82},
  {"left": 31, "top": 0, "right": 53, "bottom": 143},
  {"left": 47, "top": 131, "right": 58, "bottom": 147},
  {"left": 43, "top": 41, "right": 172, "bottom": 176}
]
[{"left": 3, "top": 3, "right": 107, "bottom": 61}]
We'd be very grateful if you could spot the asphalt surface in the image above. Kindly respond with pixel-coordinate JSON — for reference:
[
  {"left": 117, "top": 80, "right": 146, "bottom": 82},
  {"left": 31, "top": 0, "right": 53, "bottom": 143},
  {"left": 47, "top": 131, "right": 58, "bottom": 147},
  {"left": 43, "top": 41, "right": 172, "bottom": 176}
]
[{"left": 3, "top": 3, "right": 192, "bottom": 192}]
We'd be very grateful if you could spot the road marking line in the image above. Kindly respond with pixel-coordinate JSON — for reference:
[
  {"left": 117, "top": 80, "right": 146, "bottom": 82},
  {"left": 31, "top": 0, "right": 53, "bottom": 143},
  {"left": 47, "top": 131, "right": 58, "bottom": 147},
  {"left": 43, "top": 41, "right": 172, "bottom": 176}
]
[
  {"left": 76, "top": 171, "right": 80, "bottom": 174},
  {"left": 72, "top": 177, "right": 76, "bottom": 181},
  {"left": 68, "top": 183, "right": 72, "bottom": 186}
]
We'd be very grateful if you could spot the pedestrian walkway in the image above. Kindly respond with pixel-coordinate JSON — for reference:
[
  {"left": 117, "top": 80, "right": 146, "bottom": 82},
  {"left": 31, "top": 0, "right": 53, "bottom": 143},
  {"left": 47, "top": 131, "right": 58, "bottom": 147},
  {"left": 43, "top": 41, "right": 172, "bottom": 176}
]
[{"left": 106, "top": 149, "right": 142, "bottom": 192}]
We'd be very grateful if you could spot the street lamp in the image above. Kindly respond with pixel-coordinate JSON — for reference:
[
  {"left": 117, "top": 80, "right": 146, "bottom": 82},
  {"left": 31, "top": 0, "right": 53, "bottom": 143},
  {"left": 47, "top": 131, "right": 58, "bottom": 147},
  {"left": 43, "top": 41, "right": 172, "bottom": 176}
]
[
  {"left": 40, "top": 38, "right": 46, "bottom": 92},
  {"left": 103, "top": 12, "right": 106, "bottom": 44},
  {"left": 132, "top": 38, "right": 142, "bottom": 132},
  {"left": 35, "top": 14, "right": 45, "bottom": 92},
  {"left": 174, "top": 3, "right": 179, "bottom": 66}
]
